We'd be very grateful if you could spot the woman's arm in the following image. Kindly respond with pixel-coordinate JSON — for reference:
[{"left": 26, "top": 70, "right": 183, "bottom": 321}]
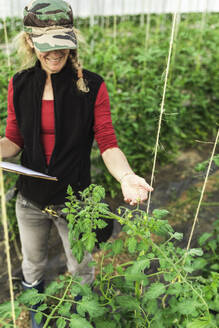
[
  {"left": 0, "top": 137, "right": 21, "bottom": 159},
  {"left": 0, "top": 78, "right": 23, "bottom": 159},
  {"left": 102, "top": 147, "right": 153, "bottom": 206}
]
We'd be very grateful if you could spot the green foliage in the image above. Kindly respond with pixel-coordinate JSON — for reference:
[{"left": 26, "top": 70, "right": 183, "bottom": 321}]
[
  {"left": 63, "top": 184, "right": 109, "bottom": 263},
  {"left": 0, "top": 12, "right": 218, "bottom": 327},
  {"left": 195, "top": 155, "right": 219, "bottom": 172},
  {"left": 196, "top": 220, "right": 219, "bottom": 276},
  {"left": 0, "top": 17, "right": 22, "bottom": 43},
  {"left": 0, "top": 301, "right": 21, "bottom": 323},
  {"left": 1, "top": 13, "right": 218, "bottom": 198},
  {"left": 69, "top": 314, "right": 93, "bottom": 328},
  {"left": 1, "top": 184, "right": 218, "bottom": 327},
  {"left": 79, "top": 13, "right": 219, "bottom": 196}
]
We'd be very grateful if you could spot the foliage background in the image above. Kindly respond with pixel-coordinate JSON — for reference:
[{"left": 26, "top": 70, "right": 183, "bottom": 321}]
[
  {"left": 0, "top": 13, "right": 219, "bottom": 195},
  {"left": 0, "top": 13, "right": 218, "bottom": 328},
  {"left": 0, "top": 13, "right": 218, "bottom": 222}
]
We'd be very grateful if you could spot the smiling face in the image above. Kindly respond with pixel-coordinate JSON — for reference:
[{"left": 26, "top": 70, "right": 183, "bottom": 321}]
[
  {"left": 34, "top": 48, "right": 70, "bottom": 75},
  {"left": 26, "top": 35, "right": 70, "bottom": 75}
]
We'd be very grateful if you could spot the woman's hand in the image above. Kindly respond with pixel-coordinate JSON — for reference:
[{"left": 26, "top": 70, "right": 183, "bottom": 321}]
[
  {"left": 120, "top": 174, "right": 153, "bottom": 206},
  {"left": 101, "top": 148, "right": 153, "bottom": 205},
  {"left": 0, "top": 137, "right": 21, "bottom": 159}
]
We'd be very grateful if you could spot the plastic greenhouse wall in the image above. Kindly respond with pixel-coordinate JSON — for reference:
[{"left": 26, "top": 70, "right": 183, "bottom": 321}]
[{"left": 0, "top": 0, "right": 219, "bottom": 18}]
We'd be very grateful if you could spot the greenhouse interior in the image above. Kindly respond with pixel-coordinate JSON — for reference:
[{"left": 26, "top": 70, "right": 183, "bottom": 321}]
[{"left": 0, "top": 0, "right": 218, "bottom": 327}]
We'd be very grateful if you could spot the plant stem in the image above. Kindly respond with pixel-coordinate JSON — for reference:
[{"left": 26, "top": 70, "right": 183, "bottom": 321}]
[
  {"left": 43, "top": 277, "right": 73, "bottom": 328},
  {"left": 151, "top": 240, "right": 210, "bottom": 314}
]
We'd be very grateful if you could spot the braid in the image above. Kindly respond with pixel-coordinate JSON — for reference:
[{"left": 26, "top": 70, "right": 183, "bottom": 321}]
[{"left": 70, "top": 50, "right": 89, "bottom": 93}]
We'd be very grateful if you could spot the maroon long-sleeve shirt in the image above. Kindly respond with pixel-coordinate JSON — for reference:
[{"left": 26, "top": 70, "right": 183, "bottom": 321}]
[{"left": 5, "top": 78, "right": 118, "bottom": 165}]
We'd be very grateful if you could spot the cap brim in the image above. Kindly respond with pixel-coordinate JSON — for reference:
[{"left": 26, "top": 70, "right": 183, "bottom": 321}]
[{"left": 31, "top": 29, "right": 77, "bottom": 52}]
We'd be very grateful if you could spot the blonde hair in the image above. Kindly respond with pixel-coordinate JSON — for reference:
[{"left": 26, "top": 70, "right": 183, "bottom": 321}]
[
  {"left": 14, "top": 28, "right": 89, "bottom": 93},
  {"left": 15, "top": 31, "right": 37, "bottom": 70},
  {"left": 70, "top": 49, "right": 89, "bottom": 93}
]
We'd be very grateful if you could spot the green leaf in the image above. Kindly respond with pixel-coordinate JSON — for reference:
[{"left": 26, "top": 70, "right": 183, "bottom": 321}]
[
  {"left": 77, "top": 297, "right": 106, "bottom": 319},
  {"left": 192, "top": 258, "right": 208, "bottom": 271},
  {"left": 35, "top": 312, "right": 43, "bottom": 325},
  {"left": 95, "top": 319, "right": 117, "bottom": 328},
  {"left": 45, "top": 281, "right": 64, "bottom": 295},
  {"left": 67, "top": 185, "right": 73, "bottom": 195},
  {"left": 187, "top": 317, "right": 214, "bottom": 328},
  {"left": 18, "top": 289, "right": 46, "bottom": 306},
  {"left": 167, "top": 282, "right": 182, "bottom": 296},
  {"left": 58, "top": 302, "right": 72, "bottom": 317},
  {"left": 112, "top": 239, "right": 123, "bottom": 255},
  {"left": 103, "top": 263, "right": 114, "bottom": 274},
  {"left": 96, "top": 219, "right": 108, "bottom": 229},
  {"left": 210, "top": 263, "right": 219, "bottom": 271},
  {"left": 116, "top": 295, "right": 140, "bottom": 311},
  {"left": 56, "top": 317, "right": 66, "bottom": 328},
  {"left": 198, "top": 232, "right": 213, "bottom": 246},
  {"left": 116, "top": 266, "right": 124, "bottom": 274},
  {"left": 92, "top": 186, "right": 105, "bottom": 202},
  {"left": 127, "top": 237, "right": 137, "bottom": 253},
  {"left": 213, "top": 156, "right": 219, "bottom": 167},
  {"left": 70, "top": 314, "right": 93, "bottom": 328},
  {"left": 144, "top": 299, "right": 158, "bottom": 314},
  {"left": 129, "top": 258, "right": 150, "bottom": 274},
  {"left": 188, "top": 248, "right": 203, "bottom": 257},
  {"left": 88, "top": 261, "right": 97, "bottom": 267},
  {"left": 125, "top": 273, "right": 149, "bottom": 283},
  {"left": 70, "top": 284, "right": 81, "bottom": 297},
  {"left": 37, "top": 304, "right": 47, "bottom": 312},
  {"left": 175, "top": 300, "right": 198, "bottom": 315},
  {"left": 73, "top": 241, "right": 85, "bottom": 263},
  {"left": 144, "top": 283, "right": 166, "bottom": 299},
  {"left": 152, "top": 209, "right": 169, "bottom": 219},
  {"left": 169, "top": 232, "right": 183, "bottom": 240},
  {"left": 62, "top": 208, "right": 69, "bottom": 214},
  {"left": 85, "top": 233, "right": 97, "bottom": 253},
  {"left": 0, "top": 301, "right": 21, "bottom": 319}
]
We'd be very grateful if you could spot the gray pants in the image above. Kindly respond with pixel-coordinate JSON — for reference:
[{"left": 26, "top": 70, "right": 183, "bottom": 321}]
[{"left": 16, "top": 193, "right": 94, "bottom": 285}]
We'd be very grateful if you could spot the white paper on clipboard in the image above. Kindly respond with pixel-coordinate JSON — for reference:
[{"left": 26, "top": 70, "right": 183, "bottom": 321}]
[{"left": 0, "top": 162, "right": 58, "bottom": 181}]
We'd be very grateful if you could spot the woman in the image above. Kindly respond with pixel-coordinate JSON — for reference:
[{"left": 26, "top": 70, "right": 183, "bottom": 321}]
[{"left": 0, "top": 0, "right": 153, "bottom": 326}]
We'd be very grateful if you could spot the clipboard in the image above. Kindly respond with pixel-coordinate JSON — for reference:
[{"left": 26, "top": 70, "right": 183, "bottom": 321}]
[{"left": 0, "top": 162, "right": 58, "bottom": 181}]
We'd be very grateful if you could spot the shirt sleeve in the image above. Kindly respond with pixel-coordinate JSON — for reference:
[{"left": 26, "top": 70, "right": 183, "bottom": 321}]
[
  {"left": 5, "top": 77, "right": 24, "bottom": 148},
  {"left": 94, "top": 81, "right": 118, "bottom": 154}
]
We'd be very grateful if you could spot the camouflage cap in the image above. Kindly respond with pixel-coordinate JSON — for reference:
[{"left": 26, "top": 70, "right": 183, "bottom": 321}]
[{"left": 23, "top": 0, "right": 77, "bottom": 52}]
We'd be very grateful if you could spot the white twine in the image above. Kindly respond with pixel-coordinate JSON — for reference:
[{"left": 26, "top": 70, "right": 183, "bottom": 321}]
[
  {"left": 0, "top": 159, "right": 17, "bottom": 327},
  {"left": 186, "top": 129, "right": 219, "bottom": 251},
  {"left": 1, "top": 18, "right": 16, "bottom": 327},
  {"left": 147, "top": 10, "right": 179, "bottom": 214},
  {"left": 3, "top": 19, "right": 11, "bottom": 67}
]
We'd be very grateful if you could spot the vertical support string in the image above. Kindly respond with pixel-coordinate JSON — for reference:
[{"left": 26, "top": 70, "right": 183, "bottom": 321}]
[
  {"left": 140, "top": 0, "right": 145, "bottom": 27},
  {"left": 3, "top": 18, "right": 11, "bottom": 67},
  {"left": 113, "top": 0, "right": 117, "bottom": 43},
  {"left": 186, "top": 129, "right": 219, "bottom": 252},
  {"left": 121, "top": 0, "right": 126, "bottom": 22},
  {"left": 146, "top": 10, "right": 179, "bottom": 214},
  {"left": 196, "top": 0, "right": 208, "bottom": 71},
  {"left": 1, "top": 14, "right": 16, "bottom": 327},
  {"left": 100, "top": 0, "right": 105, "bottom": 29},
  {"left": 0, "top": 159, "right": 16, "bottom": 327},
  {"left": 144, "top": 0, "right": 151, "bottom": 51},
  {"left": 89, "top": 0, "right": 95, "bottom": 53},
  {"left": 169, "top": 0, "right": 181, "bottom": 83}
]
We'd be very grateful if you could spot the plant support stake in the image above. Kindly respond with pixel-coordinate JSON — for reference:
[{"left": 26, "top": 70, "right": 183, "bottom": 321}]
[
  {"left": 186, "top": 129, "right": 219, "bottom": 252},
  {"left": 3, "top": 18, "right": 11, "bottom": 67},
  {"left": 0, "top": 155, "right": 17, "bottom": 327},
  {"left": 147, "top": 11, "right": 179, "bottom": 214}
]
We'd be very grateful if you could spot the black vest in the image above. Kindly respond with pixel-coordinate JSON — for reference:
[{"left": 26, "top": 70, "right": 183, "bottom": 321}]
[{"left": 13, "top": 59, "right": 103, "bottom": 208}]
